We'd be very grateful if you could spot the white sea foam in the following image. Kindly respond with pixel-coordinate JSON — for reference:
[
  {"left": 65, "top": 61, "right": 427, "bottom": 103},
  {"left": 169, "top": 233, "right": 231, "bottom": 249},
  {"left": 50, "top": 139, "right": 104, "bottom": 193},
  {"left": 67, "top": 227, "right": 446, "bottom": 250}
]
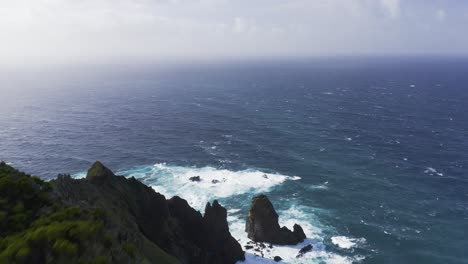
[
  {"left": 118, "top": 163, "right": 301, "bottom": 210},
  {"left": 331, "top": 236, "right": 366, "bottom": 249},
  {"left": 228, "top": 208, "right": 241, "bottom": 214},
  {"left": 73, "top": 171, "right": 87, "bottom": 179},
  {"left": 424, "top": 167, "right": 444, "bottom": 176},
  {"left": 229, "top": 205, "right": 364, "bottom": 264}
]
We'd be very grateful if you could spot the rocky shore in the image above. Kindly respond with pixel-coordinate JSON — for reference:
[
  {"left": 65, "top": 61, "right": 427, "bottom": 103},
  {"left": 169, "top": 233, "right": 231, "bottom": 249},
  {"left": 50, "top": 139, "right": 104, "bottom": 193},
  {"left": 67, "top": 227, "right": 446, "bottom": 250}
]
[{"left": 0, "top": 161, "right": 310, "bottom": 263}]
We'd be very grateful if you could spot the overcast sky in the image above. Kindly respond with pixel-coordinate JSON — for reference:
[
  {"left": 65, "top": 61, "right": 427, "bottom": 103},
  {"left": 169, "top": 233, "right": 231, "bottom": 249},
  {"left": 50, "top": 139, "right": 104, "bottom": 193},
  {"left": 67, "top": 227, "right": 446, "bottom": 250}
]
[{"left": 1, "top": 0, "right": 468, "bottom": 65}]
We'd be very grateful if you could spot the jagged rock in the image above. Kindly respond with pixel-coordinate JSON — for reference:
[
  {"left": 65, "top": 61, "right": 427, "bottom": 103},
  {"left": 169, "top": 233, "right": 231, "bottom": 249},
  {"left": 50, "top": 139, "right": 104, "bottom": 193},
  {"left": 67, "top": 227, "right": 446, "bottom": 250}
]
[
  {"left": 53, "top": 161, "right": 244, "bottom": 264},
  {"left": 245, "top": 245, "right": 253, "bottom": 249},
  {"left": 296, "top": 244, "right": 313, "bottom": 258},
  {"left": 245, "top": 194, "right": 306, "bottom": 245},
  {"left": 274, "top": 256, "right": 283, "bottom": 262},
  {"left": 167, "top": 196, "right": 204, "bottom": 245},
  {"left": 203, "top": 200, "right": 245, "bottom": 263},
  {"left": 293, "top": 224, "right": 306, "bottom": 239},
  {"left": 189, "top": 176, "right": 201, "bottom": 182},
  {"left": 86, "top": 161, "right": 115, "bottom": 182}
]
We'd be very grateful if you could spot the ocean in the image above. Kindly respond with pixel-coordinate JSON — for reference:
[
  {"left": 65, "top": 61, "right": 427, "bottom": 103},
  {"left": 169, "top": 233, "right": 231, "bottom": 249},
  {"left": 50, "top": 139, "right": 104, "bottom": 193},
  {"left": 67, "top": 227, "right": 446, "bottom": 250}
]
[{"left": 1, "top": 57, "right": 467, "bottom": 263}]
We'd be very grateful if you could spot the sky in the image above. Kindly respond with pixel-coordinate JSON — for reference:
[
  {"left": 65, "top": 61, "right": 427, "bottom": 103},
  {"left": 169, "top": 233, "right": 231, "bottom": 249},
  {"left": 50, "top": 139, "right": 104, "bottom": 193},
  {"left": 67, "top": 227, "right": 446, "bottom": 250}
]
[{"left": 1, "top": 0, "right": 468, "bottom": 65}]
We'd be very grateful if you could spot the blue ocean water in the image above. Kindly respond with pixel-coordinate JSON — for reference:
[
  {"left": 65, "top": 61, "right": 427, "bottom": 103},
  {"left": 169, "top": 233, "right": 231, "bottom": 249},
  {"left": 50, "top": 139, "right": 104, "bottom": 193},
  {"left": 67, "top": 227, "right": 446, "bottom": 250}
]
[{"left": 1, "top": 57, "right": 467, "bottom": 263}]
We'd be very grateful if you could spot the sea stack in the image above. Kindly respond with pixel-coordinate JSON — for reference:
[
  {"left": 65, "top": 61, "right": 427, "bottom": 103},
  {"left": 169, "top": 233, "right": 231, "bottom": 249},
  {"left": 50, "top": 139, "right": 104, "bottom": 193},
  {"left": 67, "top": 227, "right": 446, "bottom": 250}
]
[{"left": 245, "top": 194, "right": 306, "bottom": 245}]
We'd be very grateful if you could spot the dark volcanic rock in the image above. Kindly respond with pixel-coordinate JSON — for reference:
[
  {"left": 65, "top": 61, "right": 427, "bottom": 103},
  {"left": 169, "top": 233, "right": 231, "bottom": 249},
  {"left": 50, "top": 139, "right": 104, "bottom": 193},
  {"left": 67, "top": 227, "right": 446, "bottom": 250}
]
[
  {"left": 292, "top": 224, "right": 306, "bottom": 245},
  {"left": 204, "top": 200, "right": 245, "bottom": 263},
  {"left": 189, "top": 176, "right": 201, "bottom": 182},
  {"left": 53, "top": 161, "right": 244, "bottom": 264},
  {"left": 167, "top": 196, "right": 204, "bottom": 243},
  {"left": 245, "top": 194, "right": 306, "bottom": 245},
  {"left": 273, "top": 256, "right": 283, "bottom": 262},
  {"left": 296, "top": 244, "right": 313, "bottom": 258}
]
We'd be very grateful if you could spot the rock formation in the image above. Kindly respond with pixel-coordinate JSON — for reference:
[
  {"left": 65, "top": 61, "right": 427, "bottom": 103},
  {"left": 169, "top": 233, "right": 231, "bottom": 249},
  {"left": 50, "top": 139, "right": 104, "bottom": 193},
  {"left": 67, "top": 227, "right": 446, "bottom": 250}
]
[
  {"left": 296, "top": 244, "right": 313, "bottom": 258},
  {"left": 245, "top": 194, "right": 306, "bottom": 245},
  {"left": 189, "top": 176, "right": 201, "bottom": 182},
  {"left": 203, "top": 200, "right": 245, "bottom": 263},
  {"left": 274, "top": 256, "right": 283, "bottom": 262},
  {"left": 86, "top": 160, "right": 115, "bottom": 182},
  {"left": 0, "top": 161, "right": 245, "bottom": 264}
]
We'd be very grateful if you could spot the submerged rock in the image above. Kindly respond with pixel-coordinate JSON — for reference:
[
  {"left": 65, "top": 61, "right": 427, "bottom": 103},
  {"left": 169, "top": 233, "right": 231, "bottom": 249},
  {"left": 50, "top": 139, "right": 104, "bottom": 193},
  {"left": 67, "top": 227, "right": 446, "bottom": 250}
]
[
  {"left": 273, "top": 256, "right": 283, "bottom": 262},
  {"left": 296, "top": 244, "right": 313, "bottom": 258},
  {"left": 189, "top": 176, "right": 201, "bottom": 182},
  {"left": 245, "top": 194, "right": 306, "bottom": 245},
  {"left": 211, "top": 179, "right": 220, "bottom": 184}
]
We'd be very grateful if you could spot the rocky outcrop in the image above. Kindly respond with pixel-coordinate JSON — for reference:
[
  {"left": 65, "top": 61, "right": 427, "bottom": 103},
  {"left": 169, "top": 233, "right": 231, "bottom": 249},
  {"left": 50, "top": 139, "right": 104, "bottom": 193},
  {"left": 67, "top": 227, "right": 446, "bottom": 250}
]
[
  {"left": 203, "top": 200, "right": 245, "bottom": 263},
  {"left": 245, "top": 194, "right": 306, "bottom": 245},
  {"left": 52, "top": 161, "right": 244, "bottom": 264},
  {"left": 189, "top": 176, "right": 201, "bottom": 182},
  {"left": 296, "top": 244, "right": 313, "bottom": 258},
  {"left": 86, "top": 160, "right": 115, "bottom": 182}
]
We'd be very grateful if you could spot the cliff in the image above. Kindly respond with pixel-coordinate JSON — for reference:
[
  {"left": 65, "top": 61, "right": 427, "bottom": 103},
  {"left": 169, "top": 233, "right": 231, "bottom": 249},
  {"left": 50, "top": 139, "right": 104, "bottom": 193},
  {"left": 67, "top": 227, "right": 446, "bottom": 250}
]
[{"left": 0, "top": 161, "right": 244, "bottom": 264}]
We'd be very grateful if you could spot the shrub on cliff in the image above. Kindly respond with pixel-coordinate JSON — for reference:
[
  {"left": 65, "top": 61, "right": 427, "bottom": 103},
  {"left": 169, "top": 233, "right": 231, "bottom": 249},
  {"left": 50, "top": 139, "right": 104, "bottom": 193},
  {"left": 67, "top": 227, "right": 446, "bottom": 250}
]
[{"left": 0, "top": 162, "right": 109, "bottom": 264}]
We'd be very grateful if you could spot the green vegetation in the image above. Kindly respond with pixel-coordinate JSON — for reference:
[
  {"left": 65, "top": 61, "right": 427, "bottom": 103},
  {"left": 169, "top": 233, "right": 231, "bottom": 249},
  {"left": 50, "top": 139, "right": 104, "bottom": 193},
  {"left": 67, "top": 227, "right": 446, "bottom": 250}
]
[
  {"left": 122, "top": 243, "right": 137, "bottom": 258},
  {"left": 86, "top": 161, "right": 113, "bottom": 181},
  {"left": 0, "top": 162, "right": 180, "bottom": 264},
  {"left": 91, "top": 256, "right": 108, "bottom": 264},
  {"left": 0, "top": 162, "right": 51, "bottom": 235},
  {"left": 0, "top": 162, "right": 109, "bottom": 264}
]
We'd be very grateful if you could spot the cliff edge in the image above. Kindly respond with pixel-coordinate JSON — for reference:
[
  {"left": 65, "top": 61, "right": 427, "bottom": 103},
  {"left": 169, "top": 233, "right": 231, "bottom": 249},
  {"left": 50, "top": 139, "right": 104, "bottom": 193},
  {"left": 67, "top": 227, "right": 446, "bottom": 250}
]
[{"left": 0, "top": 161, "right": 244, "bottom": 264}]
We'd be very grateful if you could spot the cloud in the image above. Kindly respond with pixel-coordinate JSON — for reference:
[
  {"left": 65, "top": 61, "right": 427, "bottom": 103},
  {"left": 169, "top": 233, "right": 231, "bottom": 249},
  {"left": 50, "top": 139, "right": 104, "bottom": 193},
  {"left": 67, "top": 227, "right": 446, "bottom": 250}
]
[
  {"left": 233, "top": 17, "right": 248, "bottom": 33},
  {"left": 380, "top": 0, "right": 401, "bottom": 18},
  {"left": 0, "top": 0, "right": 468, "bottom": 65},
  {"left": 436, "top": 9, "right": 446, "bottom": 21},
  {"left": 232, "top": 17, "right": 257, "bottom": 34}
]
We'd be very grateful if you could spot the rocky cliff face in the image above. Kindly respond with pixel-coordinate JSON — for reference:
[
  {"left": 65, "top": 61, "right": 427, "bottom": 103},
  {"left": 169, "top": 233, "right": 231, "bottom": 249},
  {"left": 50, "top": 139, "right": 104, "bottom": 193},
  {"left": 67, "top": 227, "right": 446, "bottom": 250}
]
[
  {"left": 0, "top": 161, "right": 244, "bottom": 264},
  {"left": 245, "top": 194, "right": 306, "bottom": 245},
  {"left": 203, "top": 200, "right": 244, "bottom": 263},
  {"left": 57, "top": 161, "right": 245, "bottom": 264}
]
